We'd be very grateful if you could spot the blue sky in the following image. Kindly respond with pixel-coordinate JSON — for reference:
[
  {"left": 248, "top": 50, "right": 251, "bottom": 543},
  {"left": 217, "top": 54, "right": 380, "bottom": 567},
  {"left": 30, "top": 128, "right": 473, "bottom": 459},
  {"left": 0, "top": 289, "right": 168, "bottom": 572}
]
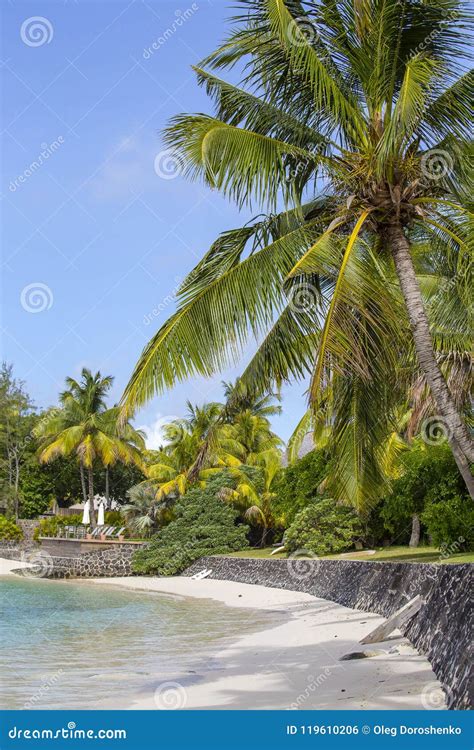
[{"left": 1, "top": 0, "right": 309, "bottom": 446}]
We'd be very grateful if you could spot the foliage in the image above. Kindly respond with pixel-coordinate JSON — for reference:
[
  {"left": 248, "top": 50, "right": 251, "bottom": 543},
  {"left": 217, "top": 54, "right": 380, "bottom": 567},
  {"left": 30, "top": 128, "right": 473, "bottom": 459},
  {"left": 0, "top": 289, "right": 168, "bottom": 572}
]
[
  {"left": 122, "top": 482, "right": 173, "bottom": 538},
  {"left": 211, "top": 451, "right": 283, "bottom": 545},
  {"left": 273, "top": 450, "right": 329, "bottom": 525},
  {"left": 284, "top": 498, "right": 361, "bottom": 556},
  {"left": 132, "top": 476, "right": 249, "bottom": 575},
  {"left": 0, "top": 515, "right": 23, "bottom": 541},
  {"left": 122, "top": 0, "right": 474, "bottom": 507},
  {"left": 36, "top": 368, "right": 145, "bottom": 524},
  {"left": 33, "top": 514, "right": 83, "bottom": 540},
  {"left": 104, "top": 510, "right": 126, "bottom": 527},
  {"left": 381, "top": 442, "right": 468, "bottom": 542},
  {"left": 0, "top": 363, "right": 36, "bottom": 517},
  {"left": 422, "top": 496, "right": 474, "bottom": 551}
]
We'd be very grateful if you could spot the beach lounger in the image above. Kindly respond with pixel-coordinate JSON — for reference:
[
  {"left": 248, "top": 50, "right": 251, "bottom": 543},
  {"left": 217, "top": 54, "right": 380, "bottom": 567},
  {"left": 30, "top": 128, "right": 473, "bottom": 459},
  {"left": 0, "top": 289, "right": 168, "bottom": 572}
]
[{"left": 191, "top": 569, "right": 213, "bottom": 580}]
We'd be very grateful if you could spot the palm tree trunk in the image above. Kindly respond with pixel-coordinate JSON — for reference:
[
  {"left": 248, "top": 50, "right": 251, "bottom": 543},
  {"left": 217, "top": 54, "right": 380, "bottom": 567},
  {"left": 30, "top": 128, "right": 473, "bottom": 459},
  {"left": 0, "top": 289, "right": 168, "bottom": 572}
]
[
  {"left": 79, "top": 463, "right": 87, "bottom": 504},
  {"left": 409, "top": 513, "right": 421, "bottom": 548},
  {"left": 87, "top": 467, "right": 97, "bottom": 526},
  {"left": 105, "top": 467, "right": 110, "bottom": 505},
  {"left": 386, "top": 223, "right": 474, "bottom": 498}
]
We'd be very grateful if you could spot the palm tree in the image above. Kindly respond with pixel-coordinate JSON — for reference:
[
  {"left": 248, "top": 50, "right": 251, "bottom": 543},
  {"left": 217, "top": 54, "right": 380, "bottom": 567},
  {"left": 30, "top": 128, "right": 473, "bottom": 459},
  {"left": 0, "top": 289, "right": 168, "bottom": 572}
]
[
  {"left": 122, "top": 482, "right": 171, "bottom": 537},
  {"left": 221, "top": 379, "right": 282, "bottom": 421},
  {"left": 213, "top": 450, "right": 283, "bottom": 546},
  {"left": 38, "top": 369, "right": 144, "bottom": 525},
  {"left": 122, "top": 0, "right": 473, "bottom": 500}
]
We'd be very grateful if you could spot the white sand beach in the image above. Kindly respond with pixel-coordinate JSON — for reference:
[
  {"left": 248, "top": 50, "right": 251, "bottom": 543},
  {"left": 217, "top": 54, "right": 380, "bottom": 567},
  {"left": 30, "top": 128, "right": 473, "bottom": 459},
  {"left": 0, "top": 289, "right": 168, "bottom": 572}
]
[{"left": 91, "top": 575, "right": 446, "bottom": 710}]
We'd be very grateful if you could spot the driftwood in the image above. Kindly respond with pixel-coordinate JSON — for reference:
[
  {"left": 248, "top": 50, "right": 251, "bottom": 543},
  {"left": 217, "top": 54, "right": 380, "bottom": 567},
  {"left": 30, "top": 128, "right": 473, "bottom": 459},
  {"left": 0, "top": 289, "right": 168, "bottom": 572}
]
[{"left": 359, "top": 595, "right": 424, "bottom": 645}]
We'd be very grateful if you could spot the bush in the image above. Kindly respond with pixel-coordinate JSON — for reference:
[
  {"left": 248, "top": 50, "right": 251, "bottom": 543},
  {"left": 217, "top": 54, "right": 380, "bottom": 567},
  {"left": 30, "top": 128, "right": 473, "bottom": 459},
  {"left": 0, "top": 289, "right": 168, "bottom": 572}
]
[
  {"left": 381, "top": 442, "right": 469, "bottom": 545},
  {"left": 0, "top": 515, "right": 23, "bottom": 541},
  {"left": 33, "top": 514, "right": 83, "bottom": 540},
  {"left": 132, "top": 477, "right": 249, "bottom": 575},
  {"left": 422, "top": 495, "right": 474, "bottom": 550},
  {"left": 284, "top": 498, "right": 361, "bottom": 556},
  {"left": 272, "top": 450, "right": 329, "bottom": 525}
]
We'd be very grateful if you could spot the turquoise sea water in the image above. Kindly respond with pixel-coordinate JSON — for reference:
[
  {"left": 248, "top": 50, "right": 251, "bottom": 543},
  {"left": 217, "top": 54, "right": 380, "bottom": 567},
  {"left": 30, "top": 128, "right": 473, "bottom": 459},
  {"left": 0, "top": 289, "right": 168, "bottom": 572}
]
[{"left": 0, "top": 576, "right": 274, "bottom": 710}]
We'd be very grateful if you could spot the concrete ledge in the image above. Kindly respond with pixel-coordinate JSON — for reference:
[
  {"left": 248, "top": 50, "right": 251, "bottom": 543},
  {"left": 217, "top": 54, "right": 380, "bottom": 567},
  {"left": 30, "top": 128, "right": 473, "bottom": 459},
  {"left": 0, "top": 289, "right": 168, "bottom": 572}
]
[{"left": 182, "top": 556, "right": 473, "bottom": 710}]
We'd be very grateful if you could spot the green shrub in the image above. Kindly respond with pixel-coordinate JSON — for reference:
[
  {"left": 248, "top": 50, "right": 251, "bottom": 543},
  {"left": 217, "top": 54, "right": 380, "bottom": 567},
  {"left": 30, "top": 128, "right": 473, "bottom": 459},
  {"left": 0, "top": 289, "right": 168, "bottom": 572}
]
[
  {"left": 272, "top": 450, "right": 329, "bottom": 525},
  {"left": 381, "top": 443, "right": 469, "bottom": 545},
  {"left": 0, "top": 515, "right": 23, "bottom": 541},
  {"left": 105, "top": 510, "right": 126, "bottom": 527},
  {"left": 422, "top": 495, "right": 474, "bottom": 550},
  {"left": 132, "top": 477, "right": 249, "bottom": 575},
  {"left": 33, "top": 514, "right": 83, "bottom": 540},
  {"left": 284, "top": 498, "right": 361, "bottom": 556}
]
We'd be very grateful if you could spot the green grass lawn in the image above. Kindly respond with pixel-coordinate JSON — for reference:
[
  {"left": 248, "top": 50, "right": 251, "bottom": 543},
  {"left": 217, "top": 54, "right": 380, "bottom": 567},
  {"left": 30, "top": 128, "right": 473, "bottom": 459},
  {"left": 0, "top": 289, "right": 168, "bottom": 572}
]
[{"left": 223, "top": 545, "right": 474, "bottom": 564}]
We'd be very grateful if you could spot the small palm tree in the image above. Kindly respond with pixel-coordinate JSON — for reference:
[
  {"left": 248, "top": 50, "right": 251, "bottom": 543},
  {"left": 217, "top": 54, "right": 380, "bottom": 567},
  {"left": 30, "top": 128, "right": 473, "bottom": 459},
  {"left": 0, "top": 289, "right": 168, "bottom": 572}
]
[
  {"left": 38, "top": 369, "right": 144, "bottom": 525},
  {"left": 122, "top": 482, "right": 171, "bottom": 537},
  {"left": 214, "top": 450, "right": 282, "bottom": 546},
  {"left": 122, "top": 0, "right": 473, "bottom": 501}
]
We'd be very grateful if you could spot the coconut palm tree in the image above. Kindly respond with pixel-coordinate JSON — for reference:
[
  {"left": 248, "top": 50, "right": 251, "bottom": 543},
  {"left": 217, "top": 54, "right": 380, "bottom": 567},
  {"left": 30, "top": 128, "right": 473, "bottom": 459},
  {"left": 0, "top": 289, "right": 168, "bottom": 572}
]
[
  {"left": 38, "top": 370, "right": 144, "bottom": 525},
  {"left": 122, "top": 0, "right": 473, "bottom": 500},
  {"left": 212, "top": 450, "right": 283, "bottom": 546}
]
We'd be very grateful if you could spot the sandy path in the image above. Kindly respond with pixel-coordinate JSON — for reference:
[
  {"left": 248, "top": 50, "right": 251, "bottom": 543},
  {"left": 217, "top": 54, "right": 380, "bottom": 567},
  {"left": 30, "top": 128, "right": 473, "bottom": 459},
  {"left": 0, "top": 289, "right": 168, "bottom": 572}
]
[{"left": 91, "top": 576, "right": 445, "bottom": 710}]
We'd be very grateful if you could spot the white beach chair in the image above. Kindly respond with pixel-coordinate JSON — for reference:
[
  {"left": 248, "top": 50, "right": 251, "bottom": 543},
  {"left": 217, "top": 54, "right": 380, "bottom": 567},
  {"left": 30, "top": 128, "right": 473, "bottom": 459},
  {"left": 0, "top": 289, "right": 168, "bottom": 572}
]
[{"left": 191, "top": 569, "right": 213, "bottom": 580}]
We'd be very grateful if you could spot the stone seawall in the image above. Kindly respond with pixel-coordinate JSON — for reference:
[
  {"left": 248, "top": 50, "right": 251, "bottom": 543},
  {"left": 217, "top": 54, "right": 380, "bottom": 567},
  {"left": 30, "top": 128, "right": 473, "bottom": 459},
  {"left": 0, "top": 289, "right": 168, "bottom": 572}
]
[
  {"left": 182, "top": 557, "right": 473, "bottom": 710},
  {"left": 12, "top": 545, "right": 144, "bottom": 578}
]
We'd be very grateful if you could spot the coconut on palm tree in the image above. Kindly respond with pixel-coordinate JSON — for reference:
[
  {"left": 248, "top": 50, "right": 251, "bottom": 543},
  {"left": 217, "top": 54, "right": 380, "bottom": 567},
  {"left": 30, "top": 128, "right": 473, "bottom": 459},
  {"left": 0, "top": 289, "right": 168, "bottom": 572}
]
[{"left": 122, "top": 0, "right": 473, "bottom": 501}]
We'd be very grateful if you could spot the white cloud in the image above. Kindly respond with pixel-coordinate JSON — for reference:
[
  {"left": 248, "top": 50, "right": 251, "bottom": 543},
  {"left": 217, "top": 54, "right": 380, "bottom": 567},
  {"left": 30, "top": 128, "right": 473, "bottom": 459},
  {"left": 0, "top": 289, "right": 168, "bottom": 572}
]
[
  {"left": 138, "top": 412, "right": 180, "bottom": 450},
  {"left": 90, "top": 134, "right": 158, "bottom": 201}
]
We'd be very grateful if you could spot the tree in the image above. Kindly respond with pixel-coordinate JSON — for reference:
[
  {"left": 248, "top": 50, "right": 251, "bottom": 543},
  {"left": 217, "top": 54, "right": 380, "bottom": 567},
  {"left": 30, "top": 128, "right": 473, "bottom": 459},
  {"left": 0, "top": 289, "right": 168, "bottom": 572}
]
[
  {"left": 37, "top": 369, "right": 144, "bottom": 525},
  {"left": 122, "top": 482, "right": 172, "bottom": 537},
  {"left": 213, "top": 450, "right": 283, "bottom": 546},
  {"left": 122, "top": 0, "right": 473, "bottom": 501},
  {"left": 381, "top": 440, "right": 469, "bottom": 546},
  {"left": 132, "top": 475, "right": 250, "bottom": 575},
  {"left": 0, "top": 364, "right": 35, "bottom": 518}
]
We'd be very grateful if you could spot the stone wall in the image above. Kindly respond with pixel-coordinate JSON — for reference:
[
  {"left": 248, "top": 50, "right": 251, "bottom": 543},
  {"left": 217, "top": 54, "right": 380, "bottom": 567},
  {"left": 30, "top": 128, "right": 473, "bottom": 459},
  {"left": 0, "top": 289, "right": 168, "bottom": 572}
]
[
  {"left": 18, "top": 519, "right": 40, "bottom": 541},
  {"left": 183, "top": 557, "right": 473, "bottom": 710},
  {"left": 14, "top": 544, "right": 144, "bottom": 578}
]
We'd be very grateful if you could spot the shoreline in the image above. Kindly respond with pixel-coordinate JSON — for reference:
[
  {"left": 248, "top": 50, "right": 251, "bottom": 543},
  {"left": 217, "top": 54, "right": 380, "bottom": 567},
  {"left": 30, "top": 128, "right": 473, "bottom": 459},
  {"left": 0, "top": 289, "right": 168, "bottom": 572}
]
[{"left": 90, "top": 575, "right": 446, "bottom": 710}]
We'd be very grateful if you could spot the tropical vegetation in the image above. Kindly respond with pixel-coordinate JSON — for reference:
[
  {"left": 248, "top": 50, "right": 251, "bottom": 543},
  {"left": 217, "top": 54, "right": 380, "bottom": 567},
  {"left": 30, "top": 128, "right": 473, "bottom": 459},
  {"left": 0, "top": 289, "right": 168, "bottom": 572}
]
[
  {"left": 121, "top": 0, "right": 473, "bottom": 511},
  {"left": 132, "top": 475, "right": 250, "bottom": 575}
]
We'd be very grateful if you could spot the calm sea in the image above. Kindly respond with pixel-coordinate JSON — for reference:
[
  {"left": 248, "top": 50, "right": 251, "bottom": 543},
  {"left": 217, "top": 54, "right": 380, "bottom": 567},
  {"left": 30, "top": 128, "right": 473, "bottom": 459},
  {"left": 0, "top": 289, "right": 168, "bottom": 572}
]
[{"left": 0, "top": 575, "right": 274, "bottom": 709}]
